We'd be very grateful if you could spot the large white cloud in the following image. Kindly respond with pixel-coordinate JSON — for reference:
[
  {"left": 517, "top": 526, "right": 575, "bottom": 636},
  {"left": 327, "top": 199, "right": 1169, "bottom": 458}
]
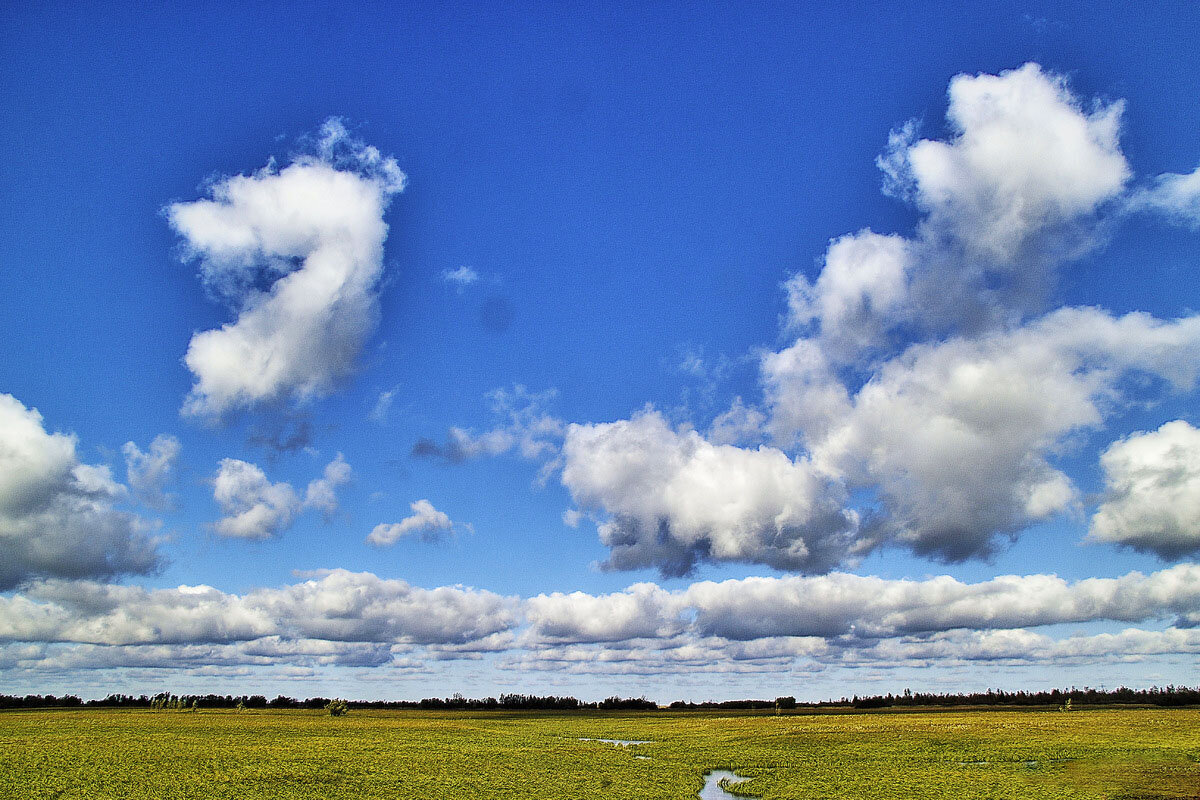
[
  {"left": 776, "top": 66, "right": 1132, "bottom": 369},
  {"left": 501, "top": 625, "right": 1200, "bottom": 677},
  {"left": 1090, "top": 420, "right": 1200, "bottom": 557},
  {"left": 2, "top": 638, "right": 396, "bottom": 674},
  {"left": 879, "top": 63, "right": 1128, "bottom": 267},
  {"left": 807, "top": 308, "right": 1200, "bottom": 560},
  {"left": 560, "top": 409, "right": 860, "bottom": 576},
  {"left": 864, "top": 64, "right": 1130, "bottom": 335},
  {"left": 846, "top": 626, "right": 1200, "bottom": 668},
  {"left": 515, "top": 565, "right": 1200, "bottom": 646},
  {"left": 0, "top": 394, "right": 162, "bottom": 590},
  {"left": 510, "top": 565, "right": 1200, "bottom": 676},
  {"left": 167, "top": 119, "right": 405, "bottom": 418},
  {"left": 563, "top": 66, "right": 1197, "bottom": 576},
  {"left": 0, "top": 580, "right": 274, "bottom": 645},
  {"left": 581, "top": 306, "right": 1200, "bottom": 569},
  {"left": 246, "top": 569, "right": 517, "bottom": 645}
]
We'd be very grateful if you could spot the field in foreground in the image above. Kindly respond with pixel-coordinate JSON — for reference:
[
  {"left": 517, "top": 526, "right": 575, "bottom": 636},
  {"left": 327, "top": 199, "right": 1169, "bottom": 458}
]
[{"left": 1, "top": 707, "right": 1198, "bottom": 798}]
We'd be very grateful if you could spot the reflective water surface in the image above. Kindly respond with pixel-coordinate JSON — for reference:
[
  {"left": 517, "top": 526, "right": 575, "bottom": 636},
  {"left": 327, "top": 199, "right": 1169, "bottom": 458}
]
[{"left": 698, "top": 769, "right": 750, "bottom": 799}]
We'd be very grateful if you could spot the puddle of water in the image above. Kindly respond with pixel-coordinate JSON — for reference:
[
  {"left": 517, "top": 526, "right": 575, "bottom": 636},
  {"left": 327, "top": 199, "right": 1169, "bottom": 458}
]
[
  {"left": 578, "top": 738, "right": 651, "bottom": 746},
  {"left": 699, "top": 769, "right": 750, "bottom": 800}
]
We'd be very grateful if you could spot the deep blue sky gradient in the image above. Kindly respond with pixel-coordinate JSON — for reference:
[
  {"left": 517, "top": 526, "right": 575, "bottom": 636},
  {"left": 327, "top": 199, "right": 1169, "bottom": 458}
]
[{"left": 2, "top": 1, "right": 1199, "bottom": 697}]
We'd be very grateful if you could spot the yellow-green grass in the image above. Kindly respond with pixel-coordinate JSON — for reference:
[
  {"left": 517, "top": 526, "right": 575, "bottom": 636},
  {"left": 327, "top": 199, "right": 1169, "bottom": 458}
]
[{"left": 1, "top": 707, "right": 1197, "bottom": 798}]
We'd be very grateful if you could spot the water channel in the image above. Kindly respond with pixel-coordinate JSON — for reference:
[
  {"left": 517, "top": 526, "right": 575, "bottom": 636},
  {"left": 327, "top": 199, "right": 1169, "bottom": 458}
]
[
  {"left": 578, "top": 739, "right": 752, "bottom": 798},
  {"left": 697, "top": 769, "right": 751, "bottom": 799}
]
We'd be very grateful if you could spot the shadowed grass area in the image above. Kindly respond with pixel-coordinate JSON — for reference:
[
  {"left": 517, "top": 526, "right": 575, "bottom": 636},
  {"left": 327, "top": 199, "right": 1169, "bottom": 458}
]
[{"left": 0, "top": 707, "right": 1197, "bottom": 798}]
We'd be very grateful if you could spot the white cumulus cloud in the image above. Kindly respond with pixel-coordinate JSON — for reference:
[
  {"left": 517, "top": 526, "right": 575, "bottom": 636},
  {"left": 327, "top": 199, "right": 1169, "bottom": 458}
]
[
  {"left": 560, "top": 409, "right": 860, "bottom": 576},
  {"left": 554, "top": 65, "right": 1200, "bottom": 577},
  {"left": 212, "top": 455, "right": 349, "bottom": 539},
  {"left": 167, "top": 119, "right": 405, "bottom": 418},
  {"left": 879, "top": 62, "right": 1128, "bottom": 266},
  {"left": 808, "top": 307, "right": 1200, "bottom": 561},
  {"left": 0, "top": 394, "right": 162, "bottom": 590},
  {"left": 1090, "top": 420, "right": 1200, "bottom": 558},
  {"left": 785, "top": 230, "right": 912, "bottom": 360},
  {"left": 0, "top": 569, "right": 516, "bottom": 648},
  {"left": 525, "top": 583, "right": 687, "bottom": 643},
  {"left": 211, "top": 459, "right": 301, "bottom": 540},
  {"left": 682, "top": 564, "right": 1200, "bottom": 640}
]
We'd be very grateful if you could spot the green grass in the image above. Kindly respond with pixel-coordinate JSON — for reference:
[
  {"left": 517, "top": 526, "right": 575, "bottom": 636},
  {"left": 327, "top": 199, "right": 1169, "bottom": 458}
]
[{"left": 0, "top": 707, "right": 1197, "bottom": 798}]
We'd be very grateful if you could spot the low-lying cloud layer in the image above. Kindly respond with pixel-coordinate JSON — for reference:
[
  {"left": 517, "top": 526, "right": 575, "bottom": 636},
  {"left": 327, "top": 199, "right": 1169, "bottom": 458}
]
[
  {"left": 0, "top": 569, "right": 515, "bottom": 647},
  {"left": 2, "top": 566, "right": 1198, "bottom": 680}
]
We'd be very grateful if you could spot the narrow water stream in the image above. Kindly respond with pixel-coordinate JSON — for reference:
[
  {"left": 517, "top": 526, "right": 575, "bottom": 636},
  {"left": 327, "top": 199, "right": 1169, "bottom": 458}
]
[
  {"left": 698, "top": 769, "right": 750, "bottom": 799},
  {"left": 576, "top": 739, "right": 752, "bottom": 798}
]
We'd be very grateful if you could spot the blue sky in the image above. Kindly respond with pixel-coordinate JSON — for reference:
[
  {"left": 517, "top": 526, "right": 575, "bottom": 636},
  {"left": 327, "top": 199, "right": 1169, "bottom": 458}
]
[{"left": 2, "top": 1, "right": 1200, "bottom": 702}]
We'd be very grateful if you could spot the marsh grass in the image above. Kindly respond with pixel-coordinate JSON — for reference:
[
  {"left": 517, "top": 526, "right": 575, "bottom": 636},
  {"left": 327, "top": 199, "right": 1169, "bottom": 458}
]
[{"left": 0, "top": 707, "right": 1196, "bottom": 798}]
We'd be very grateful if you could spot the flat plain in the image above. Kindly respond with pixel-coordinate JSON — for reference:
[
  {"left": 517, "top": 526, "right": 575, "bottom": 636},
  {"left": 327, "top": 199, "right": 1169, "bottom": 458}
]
[{"left": 1, "top": 707, "right": 1197, "bottom": 798}]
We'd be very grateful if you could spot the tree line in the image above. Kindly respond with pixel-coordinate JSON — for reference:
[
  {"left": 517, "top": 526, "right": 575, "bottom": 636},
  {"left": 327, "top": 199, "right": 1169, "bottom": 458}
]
[
  {"left": 1, "top": 685, "right": 1197, "bottom": 711},
  {"left": 0, "top": 691, "right": 656, "bottom": 711},
  {"left": 669, "top": 685, "right": 1200, "bottom": 710}
]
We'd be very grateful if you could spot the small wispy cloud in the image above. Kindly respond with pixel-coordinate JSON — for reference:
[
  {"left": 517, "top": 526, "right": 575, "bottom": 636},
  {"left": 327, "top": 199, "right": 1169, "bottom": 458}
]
[
  {"left": 370, "top": 387, "right": 398, "bottom": 424},
  {"left": 442, "top": 266, "right": 479, "bottom": 291}
]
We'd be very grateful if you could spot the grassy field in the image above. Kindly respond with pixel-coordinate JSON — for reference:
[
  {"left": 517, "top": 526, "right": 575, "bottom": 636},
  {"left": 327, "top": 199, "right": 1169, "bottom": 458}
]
[{"left": 1, "top": 706, "right": 1197, "bottom": 798}]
